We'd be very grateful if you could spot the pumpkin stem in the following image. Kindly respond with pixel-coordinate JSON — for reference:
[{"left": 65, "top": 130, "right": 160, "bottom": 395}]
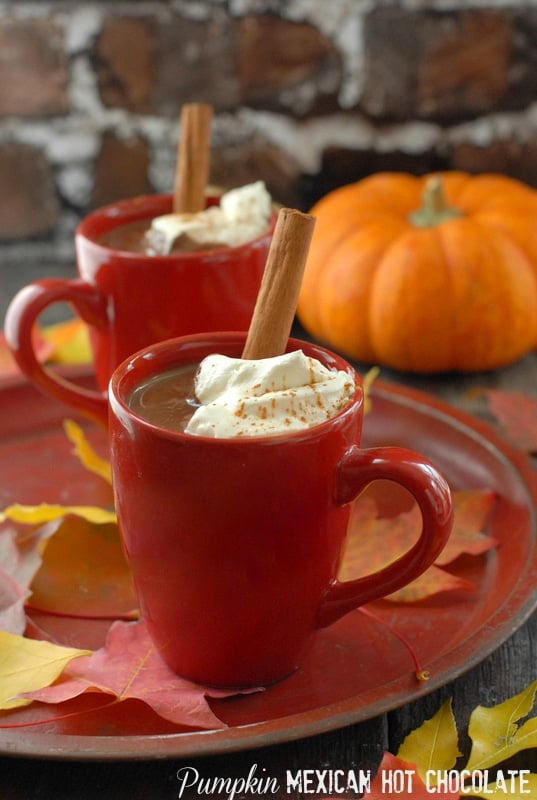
[{"left": 409, "top": 175, "right": 463, "bottom": 228}]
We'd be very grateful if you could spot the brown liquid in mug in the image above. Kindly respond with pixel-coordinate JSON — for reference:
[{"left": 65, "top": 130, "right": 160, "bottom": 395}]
[
  {"left": 98, "top": 219, "right": 229, "bottom": 255},
  {"left": 128, "top": 364, "right": 201, "bottom": 432}
]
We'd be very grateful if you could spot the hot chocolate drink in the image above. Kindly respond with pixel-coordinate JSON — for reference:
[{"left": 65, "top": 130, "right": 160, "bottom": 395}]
[
  {"left": 127, "top": 350, "right": 356, "bottom": 438},
  {"left": 98, "top": 181, "right": 272, "bottom": 256},
  {"left": 128, "top": 364, "right": 200, "bottom": 432},
  {"left": 97, "top": 220, "right": 224, "bottom": 254}
]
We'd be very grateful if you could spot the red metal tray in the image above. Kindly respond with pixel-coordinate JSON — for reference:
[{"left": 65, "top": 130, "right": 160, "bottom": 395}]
[{"left": 0, "top": 368, "right": 535, "bottom": 760}]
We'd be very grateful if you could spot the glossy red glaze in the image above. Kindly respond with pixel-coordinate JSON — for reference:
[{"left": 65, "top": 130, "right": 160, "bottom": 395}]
[
  {"left": 4, "top": 194, "right": 276, "bottom": 427},
  {"left": 108, "top": 332, "right": 453, "bottom": 688}
]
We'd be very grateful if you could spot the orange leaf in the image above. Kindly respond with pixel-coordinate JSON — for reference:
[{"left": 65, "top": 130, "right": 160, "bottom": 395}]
[
  {"left": 28, "top": 517, "right": 137, "bottom": 620},
  {"left": 63, "top": 420, "right": 112, "bottom": 485},
  {"left": 0, "top": 319, "right": 90, "bottom": 378},
  {"left": 388, "top": 566, "right": 473, "bottom": 603},
  {"left": 339, "top": 490, "right": 496, "bottom": 603},
  {"left": 40, "top": 319, "right": 91, "bottom": 365},
  {"left": 340, "top": 496, "right": 415, "bottom": 579},
  {"left": 339, "top": 498, "right": 470, "bottom": 601},
  {"left": 435, "top": 489, "right": 497, "bottom": 566}
]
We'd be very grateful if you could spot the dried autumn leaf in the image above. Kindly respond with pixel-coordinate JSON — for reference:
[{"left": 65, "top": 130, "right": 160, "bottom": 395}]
[
  {"left": 362, "top": 366, "right": 380, "bottom": 414},
  {"left": 0, "top": 572, "right": 25, "bottom": 635},
  {"left": 434, "top": 489, "right": 497, "bottom": 566},
  {"left": 0, "top": 320, "right": 89, "bottom": 378},
  {"left": 40, "top": 318, "right": 91, "bottom": 365},
  {"left": 0, "top": 631, "right": 90, "bottom": 710},
  {"left": 398, "top": 698, "right": 462, "bottom": 779},
  {"left": 485, "top": 389, "right": 537, "bottom": 454},
  {"left": 367, "top": 683, "right": 537, "bottom": 800},
  {"left": 339, "top": 497, "right": 474, "bottom": 602},
  {"left": 0, "top": 427, "right": 118, "bottom": 622},
  {"left": 0, "top": 528, "right": 43, "bottom": 634},
  {"left": 28, "top": 516, "right": 137, "bottom": 620},
  {"left": 465, "top": 678, "right": 537, "bottom": 772},
  {"left": 63, "top": 420, "right": 112, "bottom": 485},
  {"left": 392, "top": 564, "right": 473, "bottom": 602},
  {"left": 340, "top": 489, "right": 496, "bottom": 601},
  {"left": 23, "top": 620, "right": 258, "bottom": 729},
  {"left": 0, "top": 503, "right": 117, "bottom": 527}
]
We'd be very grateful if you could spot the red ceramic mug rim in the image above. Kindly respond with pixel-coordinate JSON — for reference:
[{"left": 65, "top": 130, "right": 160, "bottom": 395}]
[
  {"left": 109, "top": 332, "right": 364, "bottom": 445},
  {"left": 76, "top": 193, "right": 278, "bottom": 261}
]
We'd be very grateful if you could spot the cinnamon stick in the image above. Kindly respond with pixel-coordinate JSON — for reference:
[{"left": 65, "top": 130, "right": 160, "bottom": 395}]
[
  {"left": 241, "top": 208, "right": 316, "bottom": 360},
  {"left": 173, "top": 103, "right": 213, "bottom": 213}
]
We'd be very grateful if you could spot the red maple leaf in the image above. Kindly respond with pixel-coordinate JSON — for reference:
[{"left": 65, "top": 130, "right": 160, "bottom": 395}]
[{"left": 21, "top": 619, "right": 259, "bottom": 729}]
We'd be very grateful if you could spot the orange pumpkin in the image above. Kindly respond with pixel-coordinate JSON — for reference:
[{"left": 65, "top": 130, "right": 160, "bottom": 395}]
[{"left": 297, "top": 171, "right": 537, "bottom": 373}]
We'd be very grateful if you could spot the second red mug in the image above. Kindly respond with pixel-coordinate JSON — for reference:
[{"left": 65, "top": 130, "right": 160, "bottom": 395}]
[{"left": 4, "top": 193, "right": 276, "bottom": 426}]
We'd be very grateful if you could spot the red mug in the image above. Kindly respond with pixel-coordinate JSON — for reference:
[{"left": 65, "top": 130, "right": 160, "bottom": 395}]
[
  {"left": 4, "top": 194, "right": 276, "bottom": 427},
  {"left": 108, "top": 332, "right": 453, "bottom": 688}
]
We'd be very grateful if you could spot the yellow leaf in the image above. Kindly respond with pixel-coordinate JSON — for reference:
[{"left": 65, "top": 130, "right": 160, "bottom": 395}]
[
  {"left": 40, "top": 319, "right": 91, "bottom": 365},
  {"left": 0, "top": 631, "right": 90, "bottom": 709},
  {"left": 0, "top": 503, "right": 117, "bottom": 526},
  {"left": 362, "top": 366, "right": 380, "bottom": 415},
  {"left": 466, "top": 679, "right": 537, "bottom": 771},
  {"left": 398, "top": 697, "right": 462, "bottom": 781},
  {"left": 63, "top": 420, "right": 112, "bottom": 484}
]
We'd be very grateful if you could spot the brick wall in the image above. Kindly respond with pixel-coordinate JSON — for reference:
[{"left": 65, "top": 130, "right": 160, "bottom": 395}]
[{"left": 1, "top": 1, "right": 536, "bottom": 266}]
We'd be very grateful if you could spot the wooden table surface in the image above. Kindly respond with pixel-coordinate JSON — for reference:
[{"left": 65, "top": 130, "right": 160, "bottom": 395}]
[{"left": 1, "top": 270, "right": 536, "bottom": 798}]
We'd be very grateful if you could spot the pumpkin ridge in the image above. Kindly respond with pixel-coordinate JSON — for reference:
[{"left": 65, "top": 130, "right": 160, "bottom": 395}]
[
  {"left": 431, "top": 223, "right": 458, "bottom": 370},
  {"left": 470, "top": 208, "right": 537, "bottom": 287},
  {"left": 478, "top": 221, "right": 537, "bottom": 356},
  {"left": 317, "top": 219, "right": 406, "bottom": 361},
  {"left": 437, "top": 218, "right": 537, "bottom": 369},
  {"left": 369, "top": 226, "right": 456, "bottom": 372}
]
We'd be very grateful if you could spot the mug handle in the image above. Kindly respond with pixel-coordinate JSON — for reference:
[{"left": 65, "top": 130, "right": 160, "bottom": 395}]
[
  {"left": 316, "top": 445, "right": 453, "bottom": 628},
  {"left": 4, "top": 278, "right": 109, "bottom": 427}
]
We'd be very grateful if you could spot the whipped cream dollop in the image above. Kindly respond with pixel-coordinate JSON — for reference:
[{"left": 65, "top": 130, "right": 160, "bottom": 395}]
[
  {"left": 147, "top": 181, "right": 272, "bottom": 254},
  {"left": 185, "top": 350, "right": 356, "bottom": 438}
]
